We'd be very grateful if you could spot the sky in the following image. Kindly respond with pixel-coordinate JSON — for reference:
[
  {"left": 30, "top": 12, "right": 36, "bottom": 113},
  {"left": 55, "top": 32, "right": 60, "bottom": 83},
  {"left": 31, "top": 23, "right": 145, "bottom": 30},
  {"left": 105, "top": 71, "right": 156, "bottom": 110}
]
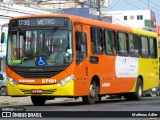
[{"left": 104, "top": 0, "right": 160, "bottom": 25}]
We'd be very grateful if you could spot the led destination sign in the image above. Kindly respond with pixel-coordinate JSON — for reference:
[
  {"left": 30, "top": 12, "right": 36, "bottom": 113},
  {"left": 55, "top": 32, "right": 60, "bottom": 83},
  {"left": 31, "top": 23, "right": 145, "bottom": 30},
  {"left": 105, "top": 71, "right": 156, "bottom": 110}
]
[{"left": 10, "top": 17, "right": 68, "bottom": 28}]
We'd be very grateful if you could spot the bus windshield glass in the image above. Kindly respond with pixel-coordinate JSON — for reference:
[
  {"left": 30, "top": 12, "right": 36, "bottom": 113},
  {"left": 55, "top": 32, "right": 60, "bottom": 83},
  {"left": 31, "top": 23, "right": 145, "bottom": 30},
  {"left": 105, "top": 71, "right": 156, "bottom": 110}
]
[{"left": 7, "top": 29, "right": 73, "bottom": 67}]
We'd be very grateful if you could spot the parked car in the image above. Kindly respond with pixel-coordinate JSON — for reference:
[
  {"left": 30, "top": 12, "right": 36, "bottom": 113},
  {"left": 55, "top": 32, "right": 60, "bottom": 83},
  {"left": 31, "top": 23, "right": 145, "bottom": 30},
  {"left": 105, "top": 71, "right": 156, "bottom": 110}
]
[
  {"left": 0, "top": 72, "right": 7, "bottom": 96},
  {"left": 143, "top": 86, "right": 160, "bottom": 97},
  {"left": 151, "top": 86, "right": 160, "bottom": 96}
]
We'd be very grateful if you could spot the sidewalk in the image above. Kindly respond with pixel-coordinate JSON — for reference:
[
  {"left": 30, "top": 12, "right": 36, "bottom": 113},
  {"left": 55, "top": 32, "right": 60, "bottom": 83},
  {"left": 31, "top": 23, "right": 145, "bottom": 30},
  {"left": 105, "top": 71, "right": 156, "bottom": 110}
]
[
  {"left": 0, "top": 96, "right": 81, "bottom": 106},
  {"left": 0, "top": 96, "right": 32, "bottom": 106}
]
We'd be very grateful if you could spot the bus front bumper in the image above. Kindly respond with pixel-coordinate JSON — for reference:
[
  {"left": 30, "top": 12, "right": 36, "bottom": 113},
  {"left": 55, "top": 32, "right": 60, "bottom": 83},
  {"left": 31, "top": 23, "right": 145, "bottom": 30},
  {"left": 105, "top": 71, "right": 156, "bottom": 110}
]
[{"left": 7, "top": 80, "right": 74, "bottom": 96}]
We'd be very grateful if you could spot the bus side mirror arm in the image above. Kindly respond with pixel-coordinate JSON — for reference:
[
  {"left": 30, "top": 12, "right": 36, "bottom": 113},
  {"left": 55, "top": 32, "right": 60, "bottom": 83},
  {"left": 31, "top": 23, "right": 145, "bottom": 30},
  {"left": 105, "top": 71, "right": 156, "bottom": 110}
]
[{"left": 1, "top": 32, "right": 5, "bottom": 43}]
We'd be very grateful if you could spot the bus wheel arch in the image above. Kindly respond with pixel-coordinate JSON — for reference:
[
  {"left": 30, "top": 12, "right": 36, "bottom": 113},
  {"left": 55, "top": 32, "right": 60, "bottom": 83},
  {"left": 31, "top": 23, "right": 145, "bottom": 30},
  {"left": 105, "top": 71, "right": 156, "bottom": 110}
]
[{"left": 82, "top": 75, "right": 100, "bottom": 104}]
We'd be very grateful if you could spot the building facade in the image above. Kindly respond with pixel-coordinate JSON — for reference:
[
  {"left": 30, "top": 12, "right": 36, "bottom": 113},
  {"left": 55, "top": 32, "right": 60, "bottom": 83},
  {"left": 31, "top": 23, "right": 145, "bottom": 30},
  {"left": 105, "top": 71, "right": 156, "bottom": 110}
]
[
  {"left": 107, "top": 10, "right": 156, "bottom": 31},
  {"left": 156, "top": 25, "right": 160, "bottom": 37}
]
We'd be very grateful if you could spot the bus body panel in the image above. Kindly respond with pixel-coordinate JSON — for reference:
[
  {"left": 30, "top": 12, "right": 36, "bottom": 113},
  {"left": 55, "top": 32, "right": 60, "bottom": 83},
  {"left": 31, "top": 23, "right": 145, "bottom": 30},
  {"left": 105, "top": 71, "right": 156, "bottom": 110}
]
[
  {"left": 131, "top": 28, "right": 159, "bottom": 91},
  {"left": 72, "top": 20, "right": 136, "bottom": 96}
]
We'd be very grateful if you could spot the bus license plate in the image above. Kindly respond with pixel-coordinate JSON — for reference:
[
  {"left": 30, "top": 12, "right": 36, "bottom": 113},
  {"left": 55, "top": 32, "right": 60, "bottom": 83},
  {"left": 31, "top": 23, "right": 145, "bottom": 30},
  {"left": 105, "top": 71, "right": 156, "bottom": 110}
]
[{"left": 32, "top": 89, "right": 42, "bottom": 94}]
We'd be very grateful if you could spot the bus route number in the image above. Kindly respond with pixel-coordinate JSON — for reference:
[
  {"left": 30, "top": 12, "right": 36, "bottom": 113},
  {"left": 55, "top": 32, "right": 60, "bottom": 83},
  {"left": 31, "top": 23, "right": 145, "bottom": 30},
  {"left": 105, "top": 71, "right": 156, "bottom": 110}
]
[
  {"left": 42, "top": 79, "right": 56, "bottom": 84},
  {"left": 18, "top": 20, "right": 30, "bottom": 26}
]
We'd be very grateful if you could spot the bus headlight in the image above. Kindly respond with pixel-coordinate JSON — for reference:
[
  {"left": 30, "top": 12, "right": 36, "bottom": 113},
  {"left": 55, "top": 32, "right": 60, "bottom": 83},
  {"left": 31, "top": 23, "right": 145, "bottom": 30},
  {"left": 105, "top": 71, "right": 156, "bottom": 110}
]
[
  {"left": 7, "top": 77, "right": 19, "bottom": 86},
  {"left": 57, "top": 74, "right": 74, "bottom": 86}
]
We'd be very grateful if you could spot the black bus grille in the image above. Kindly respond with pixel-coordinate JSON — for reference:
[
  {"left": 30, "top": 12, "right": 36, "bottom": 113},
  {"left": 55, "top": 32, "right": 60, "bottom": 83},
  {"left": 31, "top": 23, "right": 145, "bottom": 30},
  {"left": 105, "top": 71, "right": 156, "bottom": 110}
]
[
  {"left": 16, "top": 71, "right": 61, "bottom": 78},
  {"left": 10, "top": 66, "right": 68, "bottom": 78}
]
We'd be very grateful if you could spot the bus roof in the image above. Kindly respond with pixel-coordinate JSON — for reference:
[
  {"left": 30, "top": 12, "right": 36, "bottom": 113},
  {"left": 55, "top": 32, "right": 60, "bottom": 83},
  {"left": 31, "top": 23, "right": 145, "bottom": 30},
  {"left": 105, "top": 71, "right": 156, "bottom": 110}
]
[
  {"left": 131, "top": 28, "right": 157, "bottom": 37},
  {"left": 10, "top": 13, "right": 157, "bottom": 37},
  {"left": 9, "top": 14, "right": 132, "bottom": 33}
]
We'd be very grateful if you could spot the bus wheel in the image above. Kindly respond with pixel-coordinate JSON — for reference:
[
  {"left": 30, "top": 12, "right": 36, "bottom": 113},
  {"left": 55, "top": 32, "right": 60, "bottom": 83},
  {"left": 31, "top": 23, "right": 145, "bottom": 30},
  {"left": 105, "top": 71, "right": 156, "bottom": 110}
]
[
  {"left": 31, "top": 96, "right": 46, "bottom": 106},
  {"left": 125, "top": 93, "right": 133, "bottom": 101},
  {"left": 133, "top": 78, "right": 143, "bottom": 100},
  {"left": 96, "top": 95, "right": 102, "bottom": 103},
  {"left": 0, "top": 86, "right": 7, "bottom": 96},
  {"left": 82, "top": 80, "right": 98, "bottom": 104}
]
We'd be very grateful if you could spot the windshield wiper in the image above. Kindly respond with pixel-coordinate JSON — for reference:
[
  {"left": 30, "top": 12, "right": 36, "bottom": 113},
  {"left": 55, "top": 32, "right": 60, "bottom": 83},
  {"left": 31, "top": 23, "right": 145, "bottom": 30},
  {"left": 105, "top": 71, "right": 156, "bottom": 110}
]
[
  {"left": 52, "top": 26, "right": 58, "bottom": 34},
  {"left": 48, "top": 27, "right": 59, "bottom": 38}
]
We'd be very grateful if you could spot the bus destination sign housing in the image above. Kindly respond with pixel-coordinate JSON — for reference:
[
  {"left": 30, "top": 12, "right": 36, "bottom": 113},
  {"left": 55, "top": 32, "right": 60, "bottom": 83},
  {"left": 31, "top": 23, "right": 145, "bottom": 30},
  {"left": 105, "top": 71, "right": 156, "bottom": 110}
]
[{"left": 9, "top": 17, "right": 68, "bottom": 28}]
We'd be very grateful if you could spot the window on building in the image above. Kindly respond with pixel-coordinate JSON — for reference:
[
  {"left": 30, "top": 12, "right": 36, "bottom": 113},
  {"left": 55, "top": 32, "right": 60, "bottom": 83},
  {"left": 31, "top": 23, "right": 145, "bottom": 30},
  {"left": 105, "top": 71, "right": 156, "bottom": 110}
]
[
  {"left": 130, "top": 16, "right": 134, "bottom": 20},
  {"left": 124, "top": 16, "right": 127, "bottom": 20},
  {"left": 137, "top": 15, "right": 143, "bottom": 20}
]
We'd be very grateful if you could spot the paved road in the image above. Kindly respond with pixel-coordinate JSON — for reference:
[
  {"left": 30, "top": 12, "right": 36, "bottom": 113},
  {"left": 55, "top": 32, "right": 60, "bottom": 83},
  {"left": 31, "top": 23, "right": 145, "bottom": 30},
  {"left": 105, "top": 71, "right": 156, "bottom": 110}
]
[
  {"left": 0, "top": 95, "right": 160, "bottom": 111},
  {"left": 0, "top": 96, "right": 160, "bottom": 120},
  {"left": 0, "top": 96, "right": 72, "bottom": 106},
  {"left": 24, "top": 97, "right": 160, "bottom": 111}
]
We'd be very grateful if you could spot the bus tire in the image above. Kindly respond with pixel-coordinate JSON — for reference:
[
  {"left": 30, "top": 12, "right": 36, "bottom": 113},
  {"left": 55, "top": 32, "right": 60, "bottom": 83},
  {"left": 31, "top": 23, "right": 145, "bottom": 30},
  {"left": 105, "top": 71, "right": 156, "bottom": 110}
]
[
  {"left": 133, "top": 78, "right": 143, "bottom": 100},
  {"left": 31, "top": 96, "right": 46, "bottom": 106},
  {"left": 82, "top": 80, "right": 98, "bottom": 104},
  {"left": 125, "top": 93, "right": 133, "bottom": 101},
  {"left": 156, "top": 93, "right": 159, "bottom": 97},
  {"left": 96, "top": 95, "right": 102, "bottom": 103},
  {"left": 0, "top": 86, "right": 7, "bottom": 96}
]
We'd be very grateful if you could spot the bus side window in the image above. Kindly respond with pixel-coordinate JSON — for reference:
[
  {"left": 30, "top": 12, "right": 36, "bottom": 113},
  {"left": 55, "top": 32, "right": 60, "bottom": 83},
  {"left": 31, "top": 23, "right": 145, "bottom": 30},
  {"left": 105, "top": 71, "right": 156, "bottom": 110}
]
[
  {"left": 129, "top": 34, "right": 139, "bottom": 57},
  {"left": 90, "top": 27, "right": 103, "bottom": 54},
  {"left": 140, "top": 36, "right": 149, "bottom": 58},
  {"left": 149, "top": 37, "right": 157, "bottom": 58},
  {"left": 75, "top": 31, "right": 87, "bottom": 64},
  {"left": 133, "top": 34, "right": 140, "bottom": 57},
  {"left": 104, "top": 29, "right": 117, "bottom": 55},
  {"left": 117, "top": 32, "right": 128, "bottom": 56}
]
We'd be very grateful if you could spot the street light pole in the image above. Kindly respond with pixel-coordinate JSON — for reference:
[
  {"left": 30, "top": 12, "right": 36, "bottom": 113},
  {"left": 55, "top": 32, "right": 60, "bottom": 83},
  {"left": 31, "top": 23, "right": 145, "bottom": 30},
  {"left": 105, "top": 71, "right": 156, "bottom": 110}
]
[{"left": 99, "top": 0, "right": 103, "bottom": 20}]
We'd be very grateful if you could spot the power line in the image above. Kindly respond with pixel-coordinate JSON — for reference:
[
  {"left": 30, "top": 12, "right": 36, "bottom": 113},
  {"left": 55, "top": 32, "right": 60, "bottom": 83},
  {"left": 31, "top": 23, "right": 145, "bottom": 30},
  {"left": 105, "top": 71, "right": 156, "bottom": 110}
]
[
  {"left": 123, "top": 0, "right": 160, "bottom": 12},
  {"left": 122, "top": 0, "right": 160, "bottom": 19},
  {"left": 104, "top": 0, "right": 133, "bottom": 27},
  {"left": 149, "top": 0, "right": 160, "bottom": 9},
  {"left": 139, "top": 0, "right": 160, "bottom": 11},
  {"left": 105, "top": 0, "right": 121, "bottom": 13},
  {"left": 122, "top": 0, "right": 145, "bottom": 10}
]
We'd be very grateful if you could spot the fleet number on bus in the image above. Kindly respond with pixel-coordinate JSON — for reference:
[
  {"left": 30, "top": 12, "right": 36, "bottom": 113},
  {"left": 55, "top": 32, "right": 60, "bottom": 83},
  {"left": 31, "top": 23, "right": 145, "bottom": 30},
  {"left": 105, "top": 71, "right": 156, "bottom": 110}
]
[{"left": 42, "top": 79, "right": 56, "bottom": 84}]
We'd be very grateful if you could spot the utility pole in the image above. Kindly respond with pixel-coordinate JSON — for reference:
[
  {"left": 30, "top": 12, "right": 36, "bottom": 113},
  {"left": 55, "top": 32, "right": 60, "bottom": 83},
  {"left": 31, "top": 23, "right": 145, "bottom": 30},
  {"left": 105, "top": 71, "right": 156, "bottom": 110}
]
[
  {"left": 99, "top": 0, "right": 103, "bottom": 20},
  {"left": 148, "top": 0, "right": 149, "bottom": 9}
]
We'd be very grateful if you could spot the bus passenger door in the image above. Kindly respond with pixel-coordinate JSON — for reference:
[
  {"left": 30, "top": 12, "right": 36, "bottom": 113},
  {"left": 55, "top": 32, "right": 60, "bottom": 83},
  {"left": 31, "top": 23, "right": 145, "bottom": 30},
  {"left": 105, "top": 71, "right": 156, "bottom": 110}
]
[{"left": 74, "top": 31, "right": 89, "bottom": 96}]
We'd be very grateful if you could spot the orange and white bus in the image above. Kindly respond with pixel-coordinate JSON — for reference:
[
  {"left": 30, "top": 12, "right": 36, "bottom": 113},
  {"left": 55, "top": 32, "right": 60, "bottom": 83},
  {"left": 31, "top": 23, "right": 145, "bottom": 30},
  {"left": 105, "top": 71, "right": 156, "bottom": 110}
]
[{"left": 4, "top": 14, "right": 159, "bottom": 105}]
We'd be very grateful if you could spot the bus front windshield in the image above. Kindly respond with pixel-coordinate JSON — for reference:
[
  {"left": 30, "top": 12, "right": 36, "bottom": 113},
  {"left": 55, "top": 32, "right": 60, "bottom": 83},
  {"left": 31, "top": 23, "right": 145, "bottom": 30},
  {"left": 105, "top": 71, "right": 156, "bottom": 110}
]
[{"left": 7, "top": 29, "right": 73, "bottom": 67}]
